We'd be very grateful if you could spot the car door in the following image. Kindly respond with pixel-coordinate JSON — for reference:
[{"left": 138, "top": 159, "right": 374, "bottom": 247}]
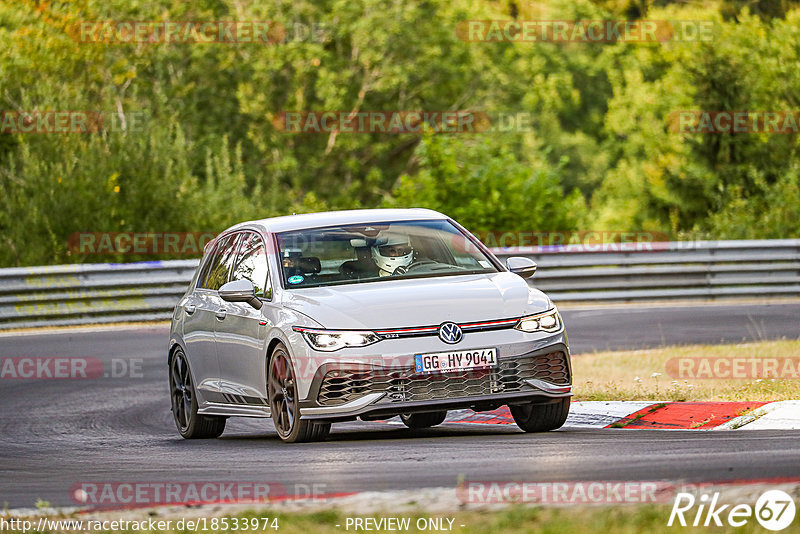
[
  {"left": 183, "top": 233, "right": 241, "bottom": 403},
  {"left": 214, "top": 231, "right": 275, "bottom": 404},
  {"left": 181, "top": 240, "right": 224, "bottom": 400}
]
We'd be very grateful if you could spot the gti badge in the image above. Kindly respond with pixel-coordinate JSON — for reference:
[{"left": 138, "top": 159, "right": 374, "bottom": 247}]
[{"left": 438, "top": 322, "right": 463, "bottom": 344}]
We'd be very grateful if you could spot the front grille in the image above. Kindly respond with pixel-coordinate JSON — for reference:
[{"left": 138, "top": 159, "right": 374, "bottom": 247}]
[{"left": 317, "top": 350, "right": 570, "bottom": 406}]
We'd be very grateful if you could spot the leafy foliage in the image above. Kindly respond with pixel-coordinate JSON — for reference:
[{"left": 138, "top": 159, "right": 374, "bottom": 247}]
[{"left": 0, "top": 0, "right": 799, "bottom": 266}]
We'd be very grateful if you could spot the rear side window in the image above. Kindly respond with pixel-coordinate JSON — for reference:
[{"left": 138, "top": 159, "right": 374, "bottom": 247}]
[
  {"left": 202, "top": 233, "right": 242, "bottom": 290},
  {"left": 231, "top": 232, "right": 271, "bottom": 299},
  {"left": 196, "top": 242, "right": 219, "bottom": 289}
]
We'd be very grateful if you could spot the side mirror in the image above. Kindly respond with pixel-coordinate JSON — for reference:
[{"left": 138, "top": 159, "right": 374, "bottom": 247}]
[
  {"left": 506, "top": 257, "right": 537, "bottom": 279},
  {"left": 219, "top": 279, "right": 263, "bottom": 310}
]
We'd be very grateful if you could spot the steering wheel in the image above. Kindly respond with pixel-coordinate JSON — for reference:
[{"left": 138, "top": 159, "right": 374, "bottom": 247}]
[{"left": 392, "top": 259, "right": 437, "bottom": 275}]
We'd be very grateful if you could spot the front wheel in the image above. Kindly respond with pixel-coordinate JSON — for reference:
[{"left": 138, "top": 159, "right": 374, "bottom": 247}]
[
  {"left": 400, "top": 411, "right": 447, "bottom": 429},
  {"left": 169, "top": 348, "right": 226, "bottom": 439},
  {"left": 510, "top": 398, "right": 570, "bottom": 432},
  {"left": 268, "top": 343, "right": 330, "bottom": 443}
]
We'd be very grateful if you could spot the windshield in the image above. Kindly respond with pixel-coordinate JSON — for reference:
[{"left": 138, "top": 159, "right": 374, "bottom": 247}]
[{"left": 276, "top": 219, "right": 498, "bottom": 288}]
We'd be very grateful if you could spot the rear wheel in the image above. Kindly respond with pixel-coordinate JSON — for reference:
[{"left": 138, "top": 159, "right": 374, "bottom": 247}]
[
  {"left": 268, "top": 343, "right": 330, "bottom": 443},
  {"left": 510, "top": 398, "right": 570, "bottom": 432},
  {"left": 169, "top": 348, "right": 226, "bottom": 439},
  {"left": 400, "top": 411, "right": 448, "bottom": 429}
]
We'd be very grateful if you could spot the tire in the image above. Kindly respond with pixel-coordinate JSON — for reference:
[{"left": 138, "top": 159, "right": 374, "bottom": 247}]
[
  {"left": 400, "top": 411, "right": 448, "bottom": 429},
  {"left": 510, "top": 398, "right": 570, "bottom": 432},
  {"left": 169, "top": 348, "right": 226, "bottom": 439},
  {"left": 268, "top": 343, "right": 330, "bottom": 443}
]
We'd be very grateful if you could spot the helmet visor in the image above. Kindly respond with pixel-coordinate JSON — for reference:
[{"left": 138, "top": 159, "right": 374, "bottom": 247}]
[{"left": 378, "top": 244, "right": 412, "bottom": 257}]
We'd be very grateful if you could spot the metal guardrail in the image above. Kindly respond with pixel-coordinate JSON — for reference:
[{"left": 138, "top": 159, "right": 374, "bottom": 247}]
[
  {"left": 0, "top": 239, "right": 798, "bottom": 329},
  {"left": 0, "top": 260, "right": 200, "bottom": 330},
  {"left": 492, "top": 239, "right": 800, "bottom": 302}
]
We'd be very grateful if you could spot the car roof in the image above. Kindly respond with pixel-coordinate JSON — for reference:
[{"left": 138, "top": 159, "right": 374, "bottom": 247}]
[{"left": 228, "top": 208, "right": 449, "bottom": 234}]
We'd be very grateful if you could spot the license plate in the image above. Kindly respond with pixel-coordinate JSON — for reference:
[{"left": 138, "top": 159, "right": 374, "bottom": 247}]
[{"left": 414, "top": 348, "right": 498, "bottom": 373}]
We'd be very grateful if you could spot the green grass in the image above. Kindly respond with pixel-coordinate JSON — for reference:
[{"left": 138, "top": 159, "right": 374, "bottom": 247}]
[{"left": 573, "top": 339, "right": 800, "bottom": 401}]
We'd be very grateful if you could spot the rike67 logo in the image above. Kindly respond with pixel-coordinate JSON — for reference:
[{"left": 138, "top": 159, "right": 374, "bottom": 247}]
[{"left": 669, "top": 490, "right": 796, "bottom": 530}]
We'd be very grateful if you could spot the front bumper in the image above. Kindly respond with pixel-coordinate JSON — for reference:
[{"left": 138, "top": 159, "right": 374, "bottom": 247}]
[{"left": 298, "top": 342, "right": 571, "bottom": 421}]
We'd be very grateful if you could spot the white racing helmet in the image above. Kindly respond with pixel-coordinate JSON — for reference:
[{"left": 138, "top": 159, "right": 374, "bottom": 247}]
[{"left": 371, "top": 232, "right": 414, "bottom": 275}]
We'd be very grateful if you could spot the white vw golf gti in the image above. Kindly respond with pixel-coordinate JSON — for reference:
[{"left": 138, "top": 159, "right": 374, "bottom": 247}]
[{"left": 169, "top": 209, "right": 572, "bottom": 442}]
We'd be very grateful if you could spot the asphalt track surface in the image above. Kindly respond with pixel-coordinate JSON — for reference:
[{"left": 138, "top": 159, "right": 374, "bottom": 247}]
[{"left": 1, "top": 303, "right": 799, "bottom": 508}]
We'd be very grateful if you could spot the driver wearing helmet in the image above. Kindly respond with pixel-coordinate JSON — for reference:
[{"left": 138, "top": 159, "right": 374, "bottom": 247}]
[{"left": 371, "top": 232, "right": 414, "bottom": 276}]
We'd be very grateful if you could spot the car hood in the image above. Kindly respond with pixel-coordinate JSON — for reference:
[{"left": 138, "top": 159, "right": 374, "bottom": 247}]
[{"left": 281, "top": 272, "right": 551, "bottom": 329}]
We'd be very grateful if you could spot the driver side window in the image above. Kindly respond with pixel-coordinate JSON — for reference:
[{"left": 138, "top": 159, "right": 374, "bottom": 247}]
[
  {"left": 203, "top": 233, "right": 241, "bottom": 291},
  {"left": 231, "top": 232, "right": 271, "bottom": 299}
]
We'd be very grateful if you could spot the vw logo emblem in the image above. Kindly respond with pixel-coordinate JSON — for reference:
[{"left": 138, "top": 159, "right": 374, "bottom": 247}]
[{"left": 438, "top": 322, "right": 463, "bottom": 344}]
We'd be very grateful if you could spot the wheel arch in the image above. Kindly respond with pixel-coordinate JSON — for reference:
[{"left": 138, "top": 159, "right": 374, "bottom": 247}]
[
  {"left": 266, "top": 335, "right": 288, "bottom": 365},
  {"left": 168, "top": 337, "right": 185, "bottom": 363}
]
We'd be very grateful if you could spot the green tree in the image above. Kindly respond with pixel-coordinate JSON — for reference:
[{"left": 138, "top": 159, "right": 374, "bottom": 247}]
[{"left": 384, "top": 133, "right": 586, "bottom": 234}]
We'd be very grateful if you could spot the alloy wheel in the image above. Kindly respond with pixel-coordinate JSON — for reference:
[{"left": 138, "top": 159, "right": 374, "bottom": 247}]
[
  {"left": 170, "top": 351, "right": 193, "bottom": 432},
  {"left": 268, "top": 351, "right": 297, "bottom": 438}
]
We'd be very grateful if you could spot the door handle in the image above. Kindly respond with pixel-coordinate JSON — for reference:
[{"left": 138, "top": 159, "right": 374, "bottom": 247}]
[
  {"left": 216, "top": 309, "right": 227, "bottom": 321},
  {"left": 184, "top": 304, "right": 196, "bottom": 315}
]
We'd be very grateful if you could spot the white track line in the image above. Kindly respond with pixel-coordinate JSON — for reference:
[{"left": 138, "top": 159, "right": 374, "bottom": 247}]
[
  {"left": 715, "top": 401, "right": 800, "bottom": 430},
  {"left": 563, "top": 401, "right": 658, "bottom": 429}
]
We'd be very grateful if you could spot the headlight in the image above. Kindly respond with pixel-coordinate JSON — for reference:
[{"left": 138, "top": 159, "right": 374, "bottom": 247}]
[
  {"left": 292, "top": 327, "right": 382, "bottom": 352},
  {"left": 515, "top": 308, "right": 562, "bottom": 333}
]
